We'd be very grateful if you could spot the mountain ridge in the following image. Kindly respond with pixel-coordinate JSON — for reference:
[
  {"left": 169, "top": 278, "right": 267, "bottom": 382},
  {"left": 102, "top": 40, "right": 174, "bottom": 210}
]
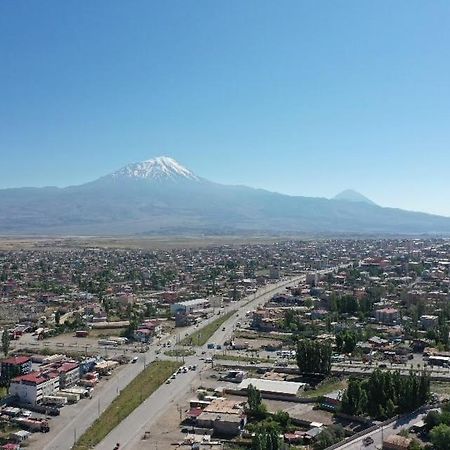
[
  {"left": 0, "top": 156, "right": 448, "bottom": 236},
  {"left": 334, "top": 189, "right": 377, "bottom": 205}
]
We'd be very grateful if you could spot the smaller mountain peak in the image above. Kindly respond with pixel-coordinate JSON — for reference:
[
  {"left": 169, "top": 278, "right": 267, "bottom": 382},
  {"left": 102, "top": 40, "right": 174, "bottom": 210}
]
[
  {"left": 111, "top": 156, "right": 199, "bottom": 182},
  {"left": 333, "top": 189, "right": 376, "bottom": 205}
]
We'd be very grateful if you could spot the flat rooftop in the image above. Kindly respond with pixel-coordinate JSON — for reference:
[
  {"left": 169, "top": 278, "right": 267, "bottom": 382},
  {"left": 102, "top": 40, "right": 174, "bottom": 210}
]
[{"left": 238, "top": 378, "right": 305, "bottom": 396}]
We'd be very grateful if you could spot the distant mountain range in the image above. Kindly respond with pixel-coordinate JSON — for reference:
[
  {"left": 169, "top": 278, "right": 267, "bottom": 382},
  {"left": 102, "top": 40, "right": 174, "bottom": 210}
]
[{"left": 0, "top": 156, "right": 449, "bottom": 236}]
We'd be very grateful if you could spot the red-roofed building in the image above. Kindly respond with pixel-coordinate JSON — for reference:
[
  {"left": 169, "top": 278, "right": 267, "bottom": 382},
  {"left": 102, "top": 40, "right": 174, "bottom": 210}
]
[
  {"left": 10, "top": 371, "right": 59, "bottom": 405},
  {"left": 56, "top": 362, "right": 80, "bottom": 388},
  {"left": 43, "top": 361, "right": 80, "bottom": 388},
  {"left": 1, "top": 356, "right": 32, "bottom": 380}
]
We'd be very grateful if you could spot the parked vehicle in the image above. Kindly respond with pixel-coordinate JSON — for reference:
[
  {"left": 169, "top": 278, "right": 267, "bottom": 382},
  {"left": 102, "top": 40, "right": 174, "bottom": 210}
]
[{"left": 14, "top": 417, "right": 50, "bottom": 433}]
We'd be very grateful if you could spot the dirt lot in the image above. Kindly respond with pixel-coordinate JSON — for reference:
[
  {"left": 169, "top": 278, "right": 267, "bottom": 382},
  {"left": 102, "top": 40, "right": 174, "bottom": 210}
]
[
  {"left": 0, "top": 235, "right": 295, "bottom": 251},
  {"left": 15, "top": 331, "right": 141, "bottom": 358}
]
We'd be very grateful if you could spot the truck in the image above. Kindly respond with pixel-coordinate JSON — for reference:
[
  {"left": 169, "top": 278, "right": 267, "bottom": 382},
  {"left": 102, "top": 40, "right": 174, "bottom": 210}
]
[
  {"left": 61, "top": 387, "right": 91, "bottom": 398},
  {"left": 56, "top": 391, "right": 80, "bottom": 403},
  {"left": 75, "top": 330, "right": 89, "bottom": 338},
  {"left": 15, "top": 402, "right": 60, "bottom": 416},
  {"left": 14, "top": 417, "right": 50, "bottom": 433},
  {"left": 98, "top": 339, "right": 119, "bottom": 347},
  {"left": 41, "top": 395, "right": 68, "bottom": 407}
]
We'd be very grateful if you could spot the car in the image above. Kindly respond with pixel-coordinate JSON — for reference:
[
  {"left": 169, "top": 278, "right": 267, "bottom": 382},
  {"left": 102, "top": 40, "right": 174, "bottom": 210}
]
[
  {"left": 362, "top": 436, "right": 374, "bottom": 446},
  {"left": 131, "top": 356, "right": 138, "bottom": 363}
]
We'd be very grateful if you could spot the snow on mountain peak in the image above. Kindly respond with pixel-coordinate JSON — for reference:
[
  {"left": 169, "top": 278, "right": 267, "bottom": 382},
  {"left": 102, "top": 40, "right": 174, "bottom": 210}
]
[{"left": 112, "top": 156, "right": 200, "bottom": 182}]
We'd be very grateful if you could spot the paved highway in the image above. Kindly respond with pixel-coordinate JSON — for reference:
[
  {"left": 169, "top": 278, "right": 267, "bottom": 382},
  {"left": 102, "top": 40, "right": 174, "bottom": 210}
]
[
  {"left": 38, "top": 266, "right": 344, "bottom": 450},
  {"left": 95, "top": 273, "right": 314, "bottom": 450},
  {"left": 37, "top": 272, "right": 307, "bottom": 450}
]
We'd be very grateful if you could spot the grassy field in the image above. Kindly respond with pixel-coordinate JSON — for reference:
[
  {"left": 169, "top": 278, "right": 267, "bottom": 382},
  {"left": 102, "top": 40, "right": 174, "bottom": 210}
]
[
  {"left": 0, "top": 386, "right": 7, "bottom": 399},
  {"left": 0, "top": 235, "right": 297, "bottom": 251},
  {"left": 164, "top": 348, "right": 196, "bottom": 357},
  {"left": 181, "top": 310, "right": 236, "bottom": 347},
  {"left": 302, "top": 377, "right": 347, "bottom": 398},
  {"left": 431, "top": 381, "right": 450, "bottom": 396},
  {"left": 73, "top": 360, "right": 180, "bottom": 450}
]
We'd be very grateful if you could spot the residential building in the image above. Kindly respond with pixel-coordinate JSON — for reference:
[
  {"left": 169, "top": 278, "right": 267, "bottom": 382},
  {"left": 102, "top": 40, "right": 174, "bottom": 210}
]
[
  {"left": 1, "top": 356, "right": 32, "bottom": 380},
  {"left": 10, "top": 371, "right": 59, "bottom": 405}
]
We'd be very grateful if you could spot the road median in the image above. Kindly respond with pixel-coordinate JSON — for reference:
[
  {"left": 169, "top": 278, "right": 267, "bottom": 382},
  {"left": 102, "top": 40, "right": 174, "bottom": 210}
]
[{"left": 73, "top": 360, "right": 181, "bottom": 449}]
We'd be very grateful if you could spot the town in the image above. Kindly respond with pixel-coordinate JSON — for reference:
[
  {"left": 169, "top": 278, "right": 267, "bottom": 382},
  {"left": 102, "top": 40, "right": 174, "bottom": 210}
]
[{"left": 0, "top": 238, "right": 449, "bottom": 449}]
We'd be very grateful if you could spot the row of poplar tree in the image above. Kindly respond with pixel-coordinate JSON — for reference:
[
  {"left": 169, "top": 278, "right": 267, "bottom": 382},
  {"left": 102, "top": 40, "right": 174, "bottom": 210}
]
[{"left": 341, "top": 368, "right": 430, "bottom": 420}]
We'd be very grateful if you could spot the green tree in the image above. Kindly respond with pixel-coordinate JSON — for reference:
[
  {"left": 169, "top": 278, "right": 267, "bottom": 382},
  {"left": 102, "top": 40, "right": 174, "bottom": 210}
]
[
  {"left": 297, "top": 340, "right": 332, "bottom": 374},
  {"left": 1, "top": 328, "right": 10, "bottom": 357},
  {"left": 430, "top": 423, "right": 450, "bottom": 450},
  {"left": 425, "top": 410, "right": 442, "bottom": 431},
  {"left": 408, "top": 439, "right": 422, "bottom": 450},
  {"left": 246, "top": 384, "right": 267, "bottom": 419}
]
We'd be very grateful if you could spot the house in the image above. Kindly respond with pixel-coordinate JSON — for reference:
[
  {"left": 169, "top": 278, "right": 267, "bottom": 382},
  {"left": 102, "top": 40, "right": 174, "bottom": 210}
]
[
  {"left": 134, "top": 328, "right": 153, "bottom": 343},
  {"left": 304, "top": 427, "right": 323, "bottom": 442},
  {"left": 1, "top": 356, "right": 32, "bottom": 380},
  {"left": 140, "top": 319, "right": 162, "bottom": 335},
  {"left": 196, "top": 399, "right": 246, "bottom": 437},
  {"left": 10, "top": 371, "right": 59, "bottom": 405}
]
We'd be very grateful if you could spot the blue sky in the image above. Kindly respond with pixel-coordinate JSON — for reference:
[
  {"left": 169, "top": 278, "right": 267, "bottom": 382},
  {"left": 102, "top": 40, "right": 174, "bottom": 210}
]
[{"left": 1, "top": 1, "right": 449, "bottom": 215}]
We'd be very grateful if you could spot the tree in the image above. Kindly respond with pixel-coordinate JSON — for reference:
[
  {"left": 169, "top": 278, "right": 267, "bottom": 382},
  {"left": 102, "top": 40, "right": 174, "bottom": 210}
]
[
  {"left": 340, "top": 369, "right": 430, "bottom": 420},
  {"left": 297, "top": 340, "right": 332, "bottom": 374},
  {"left": 408, "top": 439, "right": 421, "bottom": 450},
  {"left": 430, "top": 423, "right": 450, "bottom": 450},
  {"left": 2, "top": 328, "right": 10, "bottom": 356},
  {"left": 273, "top": 411, "right": 290, "bottom": 430},
  {"left": 425, "top": 410, "right": 442, "bottom": 431},
  {"left": 246, "top": 384, "right": 267, "bottom": 419},
  {"left": 341, "top": 378, "right": 366, "bottom": 416},
  {"left": 55, "top": 310, "right": 61, "bottom": 325}
]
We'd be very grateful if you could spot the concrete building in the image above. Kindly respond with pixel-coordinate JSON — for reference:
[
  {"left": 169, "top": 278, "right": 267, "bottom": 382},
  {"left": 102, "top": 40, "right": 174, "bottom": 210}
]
[
  {"left": 55, "top": 362, "right": 80, "bottom": 389},
  {"left": 10, "top": 371, "right": 59, "bottom": 405},
  {"left": 170, "top": 298, "right": 209, "bottom": 315},
  {"left": 196, "top": 399, "right": 246, "bottom": 437},
  {"left": 375, "top": 308, "right": 400, "bottom": 324},
  {"left": 1, "top": 356, "right": 32, "bottom": 380}
]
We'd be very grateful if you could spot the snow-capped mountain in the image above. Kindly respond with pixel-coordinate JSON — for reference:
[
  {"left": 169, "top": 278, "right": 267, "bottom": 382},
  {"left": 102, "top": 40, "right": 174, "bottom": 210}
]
[
  {"left": 110, "top": 156, "right": 200, "bottom": 182},
  {"left": 0, "top": 155, "right": 449, "bottom": 235}
]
